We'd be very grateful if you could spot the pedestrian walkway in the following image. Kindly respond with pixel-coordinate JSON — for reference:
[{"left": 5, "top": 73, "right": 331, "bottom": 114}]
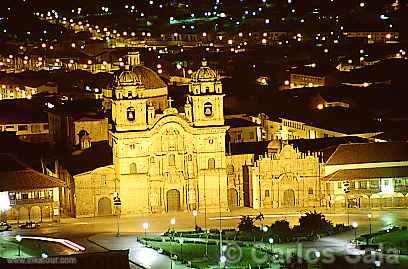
[{"left": 88, "top": 233, "right": 188, "bottom": 269}]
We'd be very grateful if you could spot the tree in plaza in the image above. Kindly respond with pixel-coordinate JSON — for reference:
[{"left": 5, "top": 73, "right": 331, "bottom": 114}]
[
  {"left": 238, "top": 215, "right": 257, "bottom": 232},
  {"left": 299, "top": 211, "right": 332, "bottom": 236},
  {"left": 270, "top": 220, "right": 291, "bottom": 242}
]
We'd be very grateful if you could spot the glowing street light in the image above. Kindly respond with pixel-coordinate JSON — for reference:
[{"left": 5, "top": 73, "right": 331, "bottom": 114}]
[
  {"left": 143, "top": 222, "right": 149, "bottom": 237},
  {"left": 192, "top": 209, "right": 198, "bottom": 230},
  {"left": 268, "top": 237, "right": 274, "bottom": 253},
  {"left": 16, "top": 235, "right": 22, "bottom": 256},
  {"left": 352, "top": 222, "right": 359, "bottom": 242}
]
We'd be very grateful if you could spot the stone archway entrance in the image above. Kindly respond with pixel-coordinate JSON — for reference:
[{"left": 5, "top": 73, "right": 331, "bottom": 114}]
[
  {"left": 227, "top": 188, "right": 239, "bottom": 207},
  {"left": 166, "top": 189, "right": 181, "bottom": 212},
  {"left": 97, "top": 197, "right": 112, "bottom": 216},
  {"left": 282, "top": 189, "right": 296, "bottom": 207}
]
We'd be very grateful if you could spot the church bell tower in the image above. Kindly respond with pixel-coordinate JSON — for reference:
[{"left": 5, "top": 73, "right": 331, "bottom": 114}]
[
  {"left": 111, "top": 59, "right": 148, "bottom": 132},
  {"left": 186, "top": 59, "right": 224, "bottom": 127}
]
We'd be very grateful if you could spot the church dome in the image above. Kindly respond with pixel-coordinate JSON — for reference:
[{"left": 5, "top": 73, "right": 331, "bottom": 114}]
[
  {"left": 114, "top": 69, "right": 142, "bottom": 86},
  {"left": 113, "top": 66, "right": 166, "bottom": 90},
  {"left": 191, "top": 60, "right": 218, "bottom": 82},
  {"left": 131, "top": 65, "right": 167, "bottom": 89}
]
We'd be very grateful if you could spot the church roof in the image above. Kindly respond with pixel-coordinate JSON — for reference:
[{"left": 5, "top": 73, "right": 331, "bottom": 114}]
[
  {"left": 0, "top": 154, "right": 65, "bottom": 192},
  {"left": 325, "top": 142, "right": 408, "bottom": 165},
  {"left": 60, "top": 141, "right": 113, "bottom": 176},
  {"left": 229, "top": 141, "right": 271, "bottom": 156}
]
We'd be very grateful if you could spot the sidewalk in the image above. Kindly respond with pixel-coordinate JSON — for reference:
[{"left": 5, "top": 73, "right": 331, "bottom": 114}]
[{"left": 88, "top": 233, "right": 189, "bottom": 269}]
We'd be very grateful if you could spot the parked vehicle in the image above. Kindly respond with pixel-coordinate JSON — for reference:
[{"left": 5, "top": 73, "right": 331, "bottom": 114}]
[
  {"left": 0, "top": 222, "right": 11, "bottom": 232},
  {"left": 18, "top": 221, "right": 40, "bottom": 229}
]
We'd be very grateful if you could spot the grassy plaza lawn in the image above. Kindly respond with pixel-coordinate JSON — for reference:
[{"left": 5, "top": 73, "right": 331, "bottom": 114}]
[
  {"left": 371, "top": 229, "right": 408, "bottom": 254},
  {"left": 144, "top": 239, "right": 276, "bottom": 268}
]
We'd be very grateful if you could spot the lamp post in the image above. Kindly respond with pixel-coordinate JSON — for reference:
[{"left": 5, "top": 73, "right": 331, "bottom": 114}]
[
  {"left": 262, "top": 225, "right": 268, "bottom": 242},
  {"left": 113, "top": 193, "right": 122, "bottom": 237},
  {"left": 16, "top": 235, "right": 22, "bottom": 257},
  {"left": 268, "top": 237, "right": 274, "bottom": 255},
  {"left": 179, "top": 239, "right": 184, "bottom": 258},
  {"left": 176, "top": 63, "right": 186, "bottom": 78},
  {"left": 170, "top": 217, "right": 176, "bottom": 239},
  {"left": 143, "top": 222, "right": 149, "bottom": 238},
  {"left": 192, "top": 209, "right": 198, "bottom": 230},
  {"left": 352, "top": 222, "right": 358, "bottom": 242},
  {"left": 368, "top": 213, "right": 372, "bottom": 236}
]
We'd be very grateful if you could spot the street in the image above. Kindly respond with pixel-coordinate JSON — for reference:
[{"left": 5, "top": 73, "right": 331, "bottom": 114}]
[{"left": 2, "top": 208, "right": 408, "bottom": 268}]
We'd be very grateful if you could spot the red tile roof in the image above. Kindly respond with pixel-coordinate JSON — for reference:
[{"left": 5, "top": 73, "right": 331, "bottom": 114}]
[
  {"left": 323, "top": 166, "right": 408, "bottom": 181},
  {"left": 325, "top": 142, "right": 408, "bottom": 165},
  {"left": 0, "top": 154, "right": 65, "bottom": 192}
]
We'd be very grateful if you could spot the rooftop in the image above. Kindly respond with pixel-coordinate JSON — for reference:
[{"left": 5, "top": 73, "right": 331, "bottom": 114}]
[
  {"left": 0, "top": 154, "right": 65, "bottom": 192},
  {"left": 60, "top": 141, "right": 113, "bottom": 175},
  {"left": 326, "top": 142, "right": 408, "bottom": 165},
  {"left": 323, "top": 166, "right": 408, "bottom": 181}
]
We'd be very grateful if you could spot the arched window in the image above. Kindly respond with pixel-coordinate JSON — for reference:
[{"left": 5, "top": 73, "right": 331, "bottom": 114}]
[
  {"left": 130, "top": 163, "right": 137, "bottom": 174},
  {"left": 127, "top": 107, "right": 135, "bottom": 121},
  {"left": 208, "top": 158, "right": 215, "bottom": 169},
  {"left": 204, "top": 102, "right": 213, "bottom": 117},
  {"left": 168, "top": 154, "right": 175, "bottom": 166}
]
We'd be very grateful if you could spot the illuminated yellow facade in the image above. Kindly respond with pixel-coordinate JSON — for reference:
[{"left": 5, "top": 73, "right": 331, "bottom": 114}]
[{"left": 110, "top": 60, "right": 229, "bottom": 214}]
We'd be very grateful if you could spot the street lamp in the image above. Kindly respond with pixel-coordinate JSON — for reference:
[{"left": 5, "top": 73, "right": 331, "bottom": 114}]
[
  {"left": 352, "top": 222, "right": 359, "bottom": 242},
  {"left": 268, "top": 237, "right": 274, "bottom": 254},
  {"left": 368, "top": 213, "right": 372, "bottom": 236},
  {"left": 192, "top": 209, "right": 198, "bottom": 230},
  {"left": 16, "top": 235, "right": 22, "bottom": 256},
  {"left": 179, "top": 239, "right": 184, "bottom": 258},
  {"left": 176, "top": 63, "right": 185, "bottom": 78},
  {"left": 143, "top": 222, "right": 149, "bottom": 238},
  {"left": 170, "top": 217, "right": 176, "bottom": 239}
]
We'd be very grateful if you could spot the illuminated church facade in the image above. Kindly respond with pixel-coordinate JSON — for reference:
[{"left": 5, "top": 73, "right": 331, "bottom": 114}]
[{"left": 110, "top": 55, "right": 229, "bottom": 214}]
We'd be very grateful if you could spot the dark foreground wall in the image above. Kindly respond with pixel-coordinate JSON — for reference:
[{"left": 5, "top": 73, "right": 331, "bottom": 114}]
[{"left": 0, "top": 250, "right": 130, "bottom": 269}]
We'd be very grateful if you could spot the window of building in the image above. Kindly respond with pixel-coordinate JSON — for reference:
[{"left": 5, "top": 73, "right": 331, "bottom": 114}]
[
  {"left": 204, "top": 102, "right": 213, "bottom": 117},
  {"left": 359, "top": 180, "right": 367, "bottom": 189},
  {"left": 308, "top": 188, "right": 314, "bottom": 195},
  {"left": 21, "top": 193, "right": 28, "bottom": 200},
  {"left": 208, "top": 158, "right": 215, "bottom": 169},
  {"left": 130, "top": 163, "right": 137, "bottom": 174},
  {"left": 187, "top": 154, "right": 192, "bottom": 161},
  {"left": 337, "top": 182, "right": 342, "bottom": 189},
  {"left": 127, "top": 107, "right": 135, "bottom": 121},
  {"left": 265, "top": 190, "right": 270, "bottom": 197},
  {"left": 168, "top": 154, "right": 175, "bottom": 166},
  {"left": 129, "top": 144, "right": 136, "bottom": 150},
  {"left": 43, "top": 124, "right": 49, "bottom": 130},
  {"left": 101, "top": 175, "right": 107, "bottom": 185},
  {"left": 150, "top": 156, "right": 155, "bottom": 163},
  {"left": 17, "top": 125, "right": 28, "bottom": 131}
]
